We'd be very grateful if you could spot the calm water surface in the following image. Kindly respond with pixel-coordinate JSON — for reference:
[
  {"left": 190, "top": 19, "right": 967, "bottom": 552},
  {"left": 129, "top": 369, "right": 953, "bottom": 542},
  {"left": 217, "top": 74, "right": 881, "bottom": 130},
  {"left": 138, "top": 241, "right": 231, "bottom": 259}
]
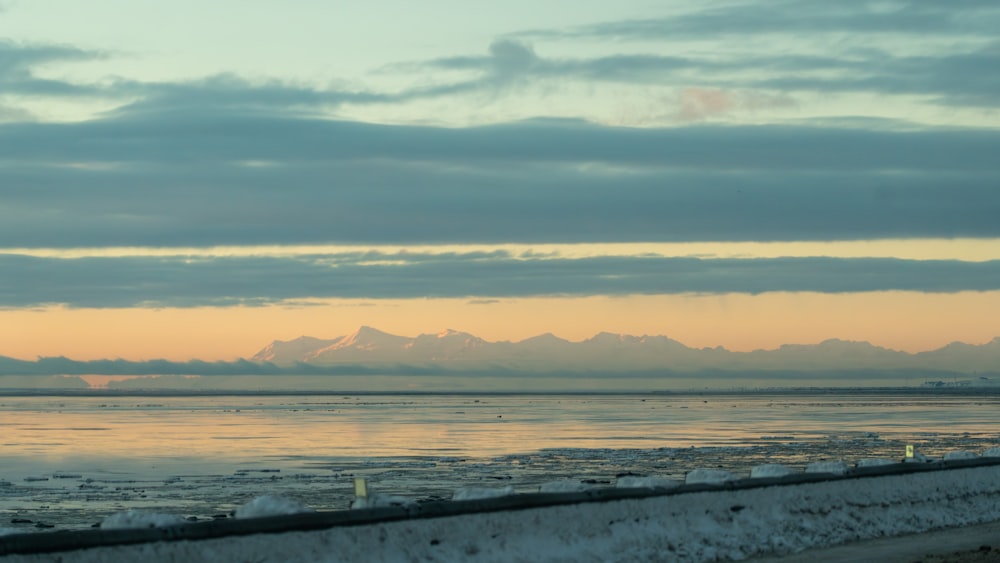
[
  {"left": 3, "top": 392, "right": 998, "bottom": 476},
  {"left": 2, "top": 391, "right": 998, "bottom": 530}
]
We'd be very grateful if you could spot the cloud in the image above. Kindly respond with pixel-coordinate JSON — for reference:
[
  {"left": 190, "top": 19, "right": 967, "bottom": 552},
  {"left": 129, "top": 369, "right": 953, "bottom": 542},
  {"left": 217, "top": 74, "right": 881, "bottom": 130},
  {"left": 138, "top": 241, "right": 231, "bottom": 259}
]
[
  {"left": 409, "top": 35, "right": 1000, "bottom": 109},
  {"left": 673, "top": 88, "right": 797, "bottom": 122},
  {"left": 0, "top": 39, "right": 109, "bottom": 97},
  {"left": 749, "top": 46, "right": 1000, "bottom": 108},
  {"left": 358, "top": 34, "right": 1000, "bottom": 110},
  {"left": 497, "top": 2, "right": 1000, "bottom": 109},
  {"left": 107, "top": 73, "right": 396, "bottom": 118},
  {"left": 1, "top": 114, "right": 998, "bottom": 247},
  {"left": 2, "top": 252, "right": 999, "bottom": 308},
  {"left": 521, "top": 1, "right": 1000, "bottom": 40}
]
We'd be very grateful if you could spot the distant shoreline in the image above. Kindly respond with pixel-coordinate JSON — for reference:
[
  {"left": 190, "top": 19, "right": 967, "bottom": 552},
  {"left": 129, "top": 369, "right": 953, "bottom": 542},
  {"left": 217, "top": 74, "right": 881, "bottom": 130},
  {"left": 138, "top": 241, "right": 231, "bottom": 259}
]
[{"left": 3, "top": 386, "right": 1000, "bottom": 398}]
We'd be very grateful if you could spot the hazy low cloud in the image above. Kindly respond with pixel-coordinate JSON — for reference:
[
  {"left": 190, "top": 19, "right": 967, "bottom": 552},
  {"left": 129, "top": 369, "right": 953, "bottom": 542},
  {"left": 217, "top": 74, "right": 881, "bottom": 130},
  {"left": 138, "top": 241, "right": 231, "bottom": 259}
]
[
  {"left": 3, "top": 253, "right": 998, "bottom": 308},
  {"left": 0, "top": 355, "right": 301, "bottom": 376}
]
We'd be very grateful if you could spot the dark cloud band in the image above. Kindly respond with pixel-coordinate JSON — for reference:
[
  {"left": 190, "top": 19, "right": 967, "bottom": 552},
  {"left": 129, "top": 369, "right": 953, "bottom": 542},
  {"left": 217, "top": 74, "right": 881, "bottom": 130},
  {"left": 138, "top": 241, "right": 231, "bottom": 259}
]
[
  {"left": 2, "top": 253, "right": 998, "bottom": 308},
  {"left": 2, "top": 117, "right": 998, "bottom": 247}
]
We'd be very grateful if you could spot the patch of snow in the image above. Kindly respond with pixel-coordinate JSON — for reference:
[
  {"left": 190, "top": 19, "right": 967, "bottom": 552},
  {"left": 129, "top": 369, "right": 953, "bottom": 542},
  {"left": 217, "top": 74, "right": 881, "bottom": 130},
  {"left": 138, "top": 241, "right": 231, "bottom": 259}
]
[
  {"left": 806, "top": 460, "right": 848, "bottom": 475},
  {"left": 539, "top": 480, "right": 593, "bottom": 493},
  {"left": 616, "top": 476, "right": 681, "bottom": 489},
  {"left": 750, "top": 464, "right": 794, "bottom": 478},
  {"left": 856, "top": 458, "right": 896, "bottom": 468},
  {"left": 452, "top": 486, "right": 515, "bottom": 501},
  {"left": 686, "top": 468, "right": 738, "bottom": 484},
  {"left": 233, "top": 495, "right": 314, "bottom": 519},
  {"left": 943, "top": 450, "right": 978, "bottom": 460},
  {"left": 350, "top": 493, "right": 417, "bottom": 509},
  {"left": 24, "top": 464, "right": 1000, "bottom": 563},
  {"left": 100, "top": 510, "right": 186, "bottom": 530}
]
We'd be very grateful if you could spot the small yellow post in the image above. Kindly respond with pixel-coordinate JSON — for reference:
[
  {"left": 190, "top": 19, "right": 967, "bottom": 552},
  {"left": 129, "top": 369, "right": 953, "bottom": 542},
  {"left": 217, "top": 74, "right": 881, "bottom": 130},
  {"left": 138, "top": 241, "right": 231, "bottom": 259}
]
[
  {"left": 905, "top": 445, "right": 914, "bottom": 459},
  {"left": 354, "top": 477, "right": 368, "bottom": 499}
]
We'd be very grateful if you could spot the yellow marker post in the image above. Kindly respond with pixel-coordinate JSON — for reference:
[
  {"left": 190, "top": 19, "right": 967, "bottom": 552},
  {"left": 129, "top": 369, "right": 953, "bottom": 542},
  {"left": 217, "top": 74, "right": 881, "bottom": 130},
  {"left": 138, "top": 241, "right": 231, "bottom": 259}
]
[
  {"left": 354, "top": 477, "right": 368, "bottom": 499},
  {"left": 905, "top": 445, "right": 914, "bottom": 459}
]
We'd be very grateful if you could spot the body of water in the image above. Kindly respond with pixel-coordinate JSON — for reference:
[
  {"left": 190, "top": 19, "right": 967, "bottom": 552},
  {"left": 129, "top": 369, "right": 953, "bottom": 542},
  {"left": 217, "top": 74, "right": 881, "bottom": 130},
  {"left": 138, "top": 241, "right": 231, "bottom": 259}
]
[{"left": 2, "top": 390, "right": 998, "bottom": 531}]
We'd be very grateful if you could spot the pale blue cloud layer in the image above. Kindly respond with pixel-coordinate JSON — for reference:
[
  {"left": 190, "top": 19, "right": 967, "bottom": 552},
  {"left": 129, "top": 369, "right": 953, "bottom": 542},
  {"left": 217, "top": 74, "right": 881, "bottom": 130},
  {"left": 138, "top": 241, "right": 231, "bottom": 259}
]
[{"left": 2, "top": 0, "right": 999, "bottom": 306}]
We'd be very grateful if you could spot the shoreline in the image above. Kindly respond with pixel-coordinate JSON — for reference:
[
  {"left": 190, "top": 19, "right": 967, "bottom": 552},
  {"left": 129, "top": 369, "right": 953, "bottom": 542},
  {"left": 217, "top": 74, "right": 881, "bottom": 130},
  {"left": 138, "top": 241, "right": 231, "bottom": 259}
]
[
  {"left": 2, "top": 386, "right": 1000, "bottom": 398},
  {"left": 4, "top": 458, "right": 1000, "bottom": 562}
]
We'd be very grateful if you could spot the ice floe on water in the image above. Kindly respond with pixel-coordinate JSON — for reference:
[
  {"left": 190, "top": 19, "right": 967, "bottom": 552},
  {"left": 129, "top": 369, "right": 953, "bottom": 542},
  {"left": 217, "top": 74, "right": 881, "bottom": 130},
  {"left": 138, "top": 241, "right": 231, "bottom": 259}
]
[{"left": 5, "top": 439, "right": 1000, "bottom": 534}]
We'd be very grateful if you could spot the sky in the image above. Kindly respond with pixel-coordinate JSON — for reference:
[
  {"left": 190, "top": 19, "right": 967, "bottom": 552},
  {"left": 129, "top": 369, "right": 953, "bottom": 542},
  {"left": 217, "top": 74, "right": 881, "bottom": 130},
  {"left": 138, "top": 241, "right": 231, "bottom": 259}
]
[{"left": 1, "top": 0, "right": 999, "bottom": 361}]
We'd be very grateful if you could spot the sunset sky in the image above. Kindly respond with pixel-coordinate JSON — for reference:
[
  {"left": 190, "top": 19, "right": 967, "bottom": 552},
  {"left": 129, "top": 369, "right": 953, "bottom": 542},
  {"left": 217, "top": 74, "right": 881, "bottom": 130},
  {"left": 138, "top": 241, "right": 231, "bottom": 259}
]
[{"left": 2, "top": 0, "right": 999, "bottom": 361}]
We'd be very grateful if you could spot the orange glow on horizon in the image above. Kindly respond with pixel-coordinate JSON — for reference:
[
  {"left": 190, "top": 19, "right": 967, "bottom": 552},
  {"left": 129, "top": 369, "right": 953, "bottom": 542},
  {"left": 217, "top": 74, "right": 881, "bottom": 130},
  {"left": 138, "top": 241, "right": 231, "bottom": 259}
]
[{"left": 1, "top": 291, "right": 998, "bottom": 361}]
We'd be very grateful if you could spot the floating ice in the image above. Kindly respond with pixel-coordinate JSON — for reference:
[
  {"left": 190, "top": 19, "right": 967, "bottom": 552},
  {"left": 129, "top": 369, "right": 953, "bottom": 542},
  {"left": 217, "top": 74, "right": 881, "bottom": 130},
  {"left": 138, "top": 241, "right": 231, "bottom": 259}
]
[
  {"left": 101, "top": 510, "right": 186, "bottom": 530},
  {"left": 750, "top": 464, "right": 793, "bottom": 478},
  {"left": 805, "top": 461, "right": 848, "bottom": 475},
  {"left": 452, "top": 486, "right": 515, "bottom": 501},
  {"left": 984, "top": 447, "right": 1000, "bottom": 458},
  {"left": 615, "top": 476, "right": 681, "bottom": 489},
  {"left": 0, "top": 528, "right": 20, "bottom": 537},
  {"left": 904, "top": 451, "right": 930, "bottom": 463},
  {"left": 856, "top": 458, "right": 895, "bottom": 468},
  {"left": 685, "top": 468, "right": 738, "bottom": 485},
  {"left": 233, "top": 496, "right": 314, "bottom": 519},
  {"left": 539, "top": 480, "right": 593, "bottom": 493}
]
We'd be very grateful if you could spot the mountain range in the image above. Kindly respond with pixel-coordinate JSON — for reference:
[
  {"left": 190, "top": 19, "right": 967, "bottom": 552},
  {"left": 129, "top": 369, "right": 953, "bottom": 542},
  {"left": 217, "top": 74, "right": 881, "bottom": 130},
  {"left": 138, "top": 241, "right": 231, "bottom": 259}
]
[{"left": 252, "top": 326, "right": 1000, "bottom": 374}]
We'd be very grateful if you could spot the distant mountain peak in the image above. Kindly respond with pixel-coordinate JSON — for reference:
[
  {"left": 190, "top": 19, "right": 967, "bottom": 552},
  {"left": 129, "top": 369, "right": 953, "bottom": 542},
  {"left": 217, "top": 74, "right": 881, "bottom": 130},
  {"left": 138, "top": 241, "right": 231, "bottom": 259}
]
[
  {"left": 518, "top": 333, "right": 570, "bottom": 345},
  {"left": 248, "top": 328, "right": 1000, "bottom": 374},
  {"left": 330, "top": 326, "right": 407, "bottom": 350}
]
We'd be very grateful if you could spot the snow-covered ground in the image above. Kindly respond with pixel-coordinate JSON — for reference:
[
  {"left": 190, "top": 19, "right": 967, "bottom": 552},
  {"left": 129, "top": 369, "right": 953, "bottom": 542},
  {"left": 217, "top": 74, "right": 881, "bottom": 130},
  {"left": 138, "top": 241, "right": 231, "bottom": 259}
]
[{"left": 2, "top": 458, "right": 999, "bottom": 562}]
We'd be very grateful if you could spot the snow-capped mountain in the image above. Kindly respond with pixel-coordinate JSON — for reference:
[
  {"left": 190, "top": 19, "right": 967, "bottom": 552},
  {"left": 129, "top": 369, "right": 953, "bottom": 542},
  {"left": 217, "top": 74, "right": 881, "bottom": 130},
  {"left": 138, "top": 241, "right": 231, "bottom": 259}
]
[
  {"left": 251, "top": 328, "right": 1000, "bottom": 374},
  {"left": 251, "top": 335, "right": 340, "bottom": 364}
]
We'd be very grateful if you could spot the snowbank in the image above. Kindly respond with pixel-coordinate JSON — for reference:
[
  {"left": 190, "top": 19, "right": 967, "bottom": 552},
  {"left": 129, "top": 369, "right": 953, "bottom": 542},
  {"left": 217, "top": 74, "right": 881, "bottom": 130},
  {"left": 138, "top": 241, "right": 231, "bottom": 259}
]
[
  {"left": 233, "top": 496, "right": 314, "bottom": 519},
  {"left": 615, "top": 476, "right": 681, "bottom": 490},
  {"left": 452, "top": 486, "right": 515, "bottom": 501},
  {"left": 100, "top": 511, "right": 186, "bottom": 530},
  {"left": 750, "top": 464, "right": 793, "bottom": 478},
  {"left": 685, "top": 468, "right": 738, "bottom": 484},
  {"left": 2, "top": 460, "right": 999, "bottom": 562}
]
